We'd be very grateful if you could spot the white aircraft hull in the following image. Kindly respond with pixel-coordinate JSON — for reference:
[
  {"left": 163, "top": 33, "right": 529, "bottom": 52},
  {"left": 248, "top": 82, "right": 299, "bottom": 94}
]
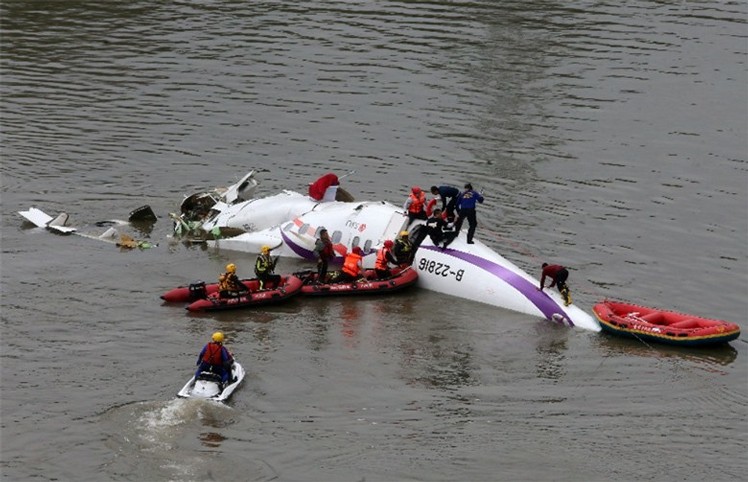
[
  {"left": 190, "top": 171, "right": 600, "bottom": 331},
  {"left": 412, "top": 236, "right": 599, "bottom": 331}
]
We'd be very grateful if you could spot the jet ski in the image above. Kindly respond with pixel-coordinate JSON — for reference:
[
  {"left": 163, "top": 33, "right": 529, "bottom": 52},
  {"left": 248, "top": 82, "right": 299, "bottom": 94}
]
[{"left": 177, "top": 361, "right": 245, "bottom": 402}]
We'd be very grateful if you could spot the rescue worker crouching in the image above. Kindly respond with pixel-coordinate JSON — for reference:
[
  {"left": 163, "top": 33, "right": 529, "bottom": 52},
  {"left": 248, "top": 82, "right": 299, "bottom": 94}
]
[
  {"left": 375, "top": 240, "right": 398, "bottom": 279},
  {"left": 393, "top": 231, "right": 414, "bottom": 266}
]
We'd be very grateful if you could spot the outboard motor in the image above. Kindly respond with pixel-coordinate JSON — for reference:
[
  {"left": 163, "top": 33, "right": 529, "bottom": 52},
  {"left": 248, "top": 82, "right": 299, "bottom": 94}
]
[{"left": 188, "top": 281, "right": 207, "bottom": 301}]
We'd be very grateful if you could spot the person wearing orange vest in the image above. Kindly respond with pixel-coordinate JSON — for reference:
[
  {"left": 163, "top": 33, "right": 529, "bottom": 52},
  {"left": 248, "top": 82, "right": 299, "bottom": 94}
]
[
  {"left": 195, "top": 332, "right": 234, "bottom": 385},
  {"left": 375, "top": 240, "right": 397, "bottom": 279},
  {"left": 340, "top": 246, "right": 365, "bottom": 282},
  {"left": 403, "top": 186, "right": 428, "bottom": 224},
  {"left": 218, "top": 263, "right": 248, "bottom": 298}
]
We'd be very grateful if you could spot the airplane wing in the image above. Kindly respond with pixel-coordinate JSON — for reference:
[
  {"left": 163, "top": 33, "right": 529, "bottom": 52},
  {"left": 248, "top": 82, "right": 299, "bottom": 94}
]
[{"left": 19, "top": 208, "right": 77, "bottom": 234}]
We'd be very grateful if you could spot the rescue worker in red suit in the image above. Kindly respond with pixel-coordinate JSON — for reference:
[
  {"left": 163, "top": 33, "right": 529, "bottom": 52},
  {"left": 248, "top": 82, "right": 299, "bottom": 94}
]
[
  {"left": 538, "top": 263, "right": 572, "bottom": 306},
  {"left": 195, "top": 332, "right": 234, "bottom": 385},
  {"left": 313, "top": 227, "right": 335, "bottom": 283},
  {"left": 339, "top": 246, "right": 365, "bottom": 283},
  {"left": 375, "top": 240, "right": 398, "bottom": 279},
  {"left": 403, "top": 186, "right": 428, "bottom": 225}
]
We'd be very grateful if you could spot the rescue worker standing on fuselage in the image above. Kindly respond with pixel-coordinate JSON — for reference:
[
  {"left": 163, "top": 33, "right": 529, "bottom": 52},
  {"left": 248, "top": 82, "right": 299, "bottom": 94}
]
[
  {"left": 314, "top": 227, "right": 335, "bottom": 283},
  {"left": 255, "top": 245, "right": 281, "bottom": 290},
  {"left": 218, "top": 263, "right": 247, "bottom": 298},
  {"left": 454, "top": 183, "right": 484, "bottom": 244},
  {"left": 375, "top": 240, "right": 398, "bottom": 279},
  {"left": 195, "top": 331, "right": 234, "bottom": 385},
  {"left": 403, "top": 186, "right": 428, "bottom": 225},
  {"left": 393, "top": 231, "right": 414, "bottom": 266}
]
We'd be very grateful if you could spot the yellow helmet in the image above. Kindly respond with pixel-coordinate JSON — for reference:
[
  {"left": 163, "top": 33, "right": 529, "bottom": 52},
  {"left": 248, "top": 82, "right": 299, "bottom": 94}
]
[
  {"left": 225, "top": 263, "right": 236, "bottom": 274},
  {"left": 211, "top": 332, "right": 224, "bottom": 343},
  {"left": 261, "top": 245, "right": 271, "bottom": 254},
  {"left": 399, "top": 230, "right": 409, "bottom": 237}
]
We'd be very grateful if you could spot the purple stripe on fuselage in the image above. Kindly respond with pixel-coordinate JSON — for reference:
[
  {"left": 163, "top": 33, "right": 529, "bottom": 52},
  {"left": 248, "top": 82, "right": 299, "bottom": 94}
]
[
  {"left": 420, "top": 246, "right": 574, "bottom": 326},
  {"left": 281, "top": 230, "right": 316, "bottom": 260}
]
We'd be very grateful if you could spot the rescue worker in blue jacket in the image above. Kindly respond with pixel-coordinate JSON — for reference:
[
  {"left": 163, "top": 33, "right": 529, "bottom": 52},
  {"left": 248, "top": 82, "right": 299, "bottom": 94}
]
[
  {"left": 195, "top": 332, "right": 234, "bottom": 385},
  {"left": 454, "top": 183, "right": 484, "bottom": 244}
]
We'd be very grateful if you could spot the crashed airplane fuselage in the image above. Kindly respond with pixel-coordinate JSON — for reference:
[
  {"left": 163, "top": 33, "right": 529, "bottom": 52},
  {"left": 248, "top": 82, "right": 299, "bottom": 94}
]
[{"left": 174, "top": 171, "right": 600, "bottom": 332}]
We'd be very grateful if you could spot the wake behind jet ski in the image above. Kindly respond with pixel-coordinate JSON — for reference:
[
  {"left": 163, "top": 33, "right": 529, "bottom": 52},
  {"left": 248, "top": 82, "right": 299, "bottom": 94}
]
[{"left": 172, "top": 171, "right": 600, "bottom": 332}]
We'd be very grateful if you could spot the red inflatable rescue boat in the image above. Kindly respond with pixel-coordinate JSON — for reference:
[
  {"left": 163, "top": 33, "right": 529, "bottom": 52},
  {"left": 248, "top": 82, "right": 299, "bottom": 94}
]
[
  {"left": 592, "top": 300, "right": 740, "bottom": 347},
  {"left": 294, "top": 266, "right": 418, "bottom": 297},
  {"left": 161, "top": 275, "right": 304, "bottom": 312}
]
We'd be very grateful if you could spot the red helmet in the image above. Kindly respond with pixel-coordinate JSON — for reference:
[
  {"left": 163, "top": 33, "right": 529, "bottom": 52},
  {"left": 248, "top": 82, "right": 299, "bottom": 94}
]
[
  {"left": 411, "top": 186, "right": 421, "bottom": 194},
  {"left": 384, "top": 240, "right": 394, "bottom": 248}
]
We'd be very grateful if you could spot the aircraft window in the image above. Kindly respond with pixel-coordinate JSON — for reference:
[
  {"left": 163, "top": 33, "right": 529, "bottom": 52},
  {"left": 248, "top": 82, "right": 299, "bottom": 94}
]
[
  {"left": 282, "top": 222, "right": 293, "bottom": 232},
  {"left": 364, "top": 240, "right": 372, "bottom": 252},
  {"left": 331, "top": 231, "right": 342, "bottom": 243},
  {"left": 352, "top": 236, "right": 360, "bottom": 247},
  {"left": 300, "top": 223, "right": 310, "bottom": 234}
]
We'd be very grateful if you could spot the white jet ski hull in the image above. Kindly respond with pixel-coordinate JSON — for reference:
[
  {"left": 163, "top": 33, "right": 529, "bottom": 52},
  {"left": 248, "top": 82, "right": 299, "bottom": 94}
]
[{"left": 177, "top": 361, "right": 245, "bottom": 402}]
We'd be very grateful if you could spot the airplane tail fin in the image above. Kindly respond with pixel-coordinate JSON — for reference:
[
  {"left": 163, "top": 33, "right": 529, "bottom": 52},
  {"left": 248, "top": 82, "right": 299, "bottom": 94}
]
[
  {"left": 47, "top": 212, "right": 77, "bottom": 233},
  {"left": 99, "top": 227, "right": 119, "bottom": 240},
  {"left": 48, "top": 213, "right": 70, "bottom": 227}
]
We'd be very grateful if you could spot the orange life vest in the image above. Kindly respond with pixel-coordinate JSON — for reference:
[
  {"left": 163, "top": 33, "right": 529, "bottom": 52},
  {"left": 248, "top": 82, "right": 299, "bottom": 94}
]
[
  {"left": 424, "top": 198, "right": 438, "bottom": 217},
  {"left": 407, "top": 191, "right": 426, "bottom": 214},
  {"left": 375, "top": 247, "right": 392, "bottom": 270},
  {"left": 202, "top": 342, "right": 224, "bottom": 365},
  {"left": 342, "top": 251, "right": 363, "bottom": 277},
  {"left": 219, "top": 272, "right": 241, "bottom": 291}
]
